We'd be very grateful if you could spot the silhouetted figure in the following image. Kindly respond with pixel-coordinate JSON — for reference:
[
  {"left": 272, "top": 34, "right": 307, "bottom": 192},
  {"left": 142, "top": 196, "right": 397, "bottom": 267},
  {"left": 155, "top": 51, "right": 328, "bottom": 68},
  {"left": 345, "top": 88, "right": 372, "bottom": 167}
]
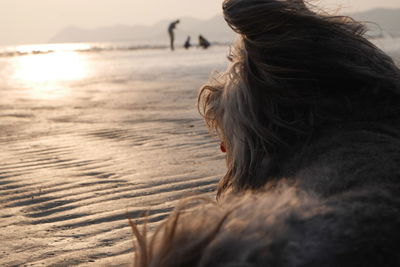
[
  {"left": 198, "top": 35, "right": 210, "bottom": 49},
  {"left": 168, "top": 20, "right": 180, "bottom": 51},
  {"left": 184, "top": 36, "right": 191, "bottom": 49}
]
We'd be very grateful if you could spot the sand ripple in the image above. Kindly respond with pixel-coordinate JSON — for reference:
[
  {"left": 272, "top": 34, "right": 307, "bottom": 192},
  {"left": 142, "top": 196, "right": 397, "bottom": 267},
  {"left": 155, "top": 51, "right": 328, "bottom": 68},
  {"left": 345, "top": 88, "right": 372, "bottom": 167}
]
[{"left": 0, "top": 70, "right": 225, "bottom": 266}]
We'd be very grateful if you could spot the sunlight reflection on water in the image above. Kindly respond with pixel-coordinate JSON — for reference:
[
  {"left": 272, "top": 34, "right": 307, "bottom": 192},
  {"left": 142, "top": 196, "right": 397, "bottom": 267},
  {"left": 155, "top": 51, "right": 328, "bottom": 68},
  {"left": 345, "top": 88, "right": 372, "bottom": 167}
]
[
  {"left": 2, "top": 37, "right": 397, "bottom": 101},
  {"left": 10, "top": 51, "right": 88, "bottom": 99},
  {"left": 0, "top": 43, "right": 230, "bottom": 100}
]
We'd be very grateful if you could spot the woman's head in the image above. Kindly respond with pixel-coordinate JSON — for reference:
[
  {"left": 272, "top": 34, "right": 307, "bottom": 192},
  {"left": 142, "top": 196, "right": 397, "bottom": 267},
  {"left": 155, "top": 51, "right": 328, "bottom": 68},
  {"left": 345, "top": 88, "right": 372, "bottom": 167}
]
[{"left": 199, "top": 0, "right": 400, "bottom": 194}]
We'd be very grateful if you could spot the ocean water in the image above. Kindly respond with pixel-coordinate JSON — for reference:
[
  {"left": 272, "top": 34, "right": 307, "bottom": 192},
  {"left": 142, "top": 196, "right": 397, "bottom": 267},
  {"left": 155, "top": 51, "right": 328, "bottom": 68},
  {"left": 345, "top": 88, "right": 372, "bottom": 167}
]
[
  {"left": 0, "top": 37, "right": 398, "bottom": 101},
  {"left": 0, "top": 43, "right": 230, "bottom": 100}
]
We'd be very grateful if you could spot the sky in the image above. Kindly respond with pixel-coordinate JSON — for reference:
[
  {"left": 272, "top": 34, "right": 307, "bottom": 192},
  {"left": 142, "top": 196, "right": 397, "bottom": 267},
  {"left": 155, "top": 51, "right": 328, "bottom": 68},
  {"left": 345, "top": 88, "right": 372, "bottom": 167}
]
[{"left": 1, "top": 0, "right": 400, "bottom": 46}]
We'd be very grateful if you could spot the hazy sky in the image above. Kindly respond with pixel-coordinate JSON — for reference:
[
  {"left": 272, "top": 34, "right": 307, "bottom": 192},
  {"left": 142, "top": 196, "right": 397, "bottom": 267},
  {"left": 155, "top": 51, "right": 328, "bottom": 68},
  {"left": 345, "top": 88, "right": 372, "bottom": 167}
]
[{"left": 1, "top": 0, "right": 400, "bottom": 45}]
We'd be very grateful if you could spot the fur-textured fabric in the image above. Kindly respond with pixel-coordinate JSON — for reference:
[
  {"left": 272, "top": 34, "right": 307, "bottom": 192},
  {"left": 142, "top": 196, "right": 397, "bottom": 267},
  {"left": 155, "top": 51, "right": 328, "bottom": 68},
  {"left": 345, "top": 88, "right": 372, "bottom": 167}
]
[
  {"left": 131, "top": 185, "right": 400, "bottom": 267},
  {"left": 131, "top": 0, "right": 400, "bottom": 266}
]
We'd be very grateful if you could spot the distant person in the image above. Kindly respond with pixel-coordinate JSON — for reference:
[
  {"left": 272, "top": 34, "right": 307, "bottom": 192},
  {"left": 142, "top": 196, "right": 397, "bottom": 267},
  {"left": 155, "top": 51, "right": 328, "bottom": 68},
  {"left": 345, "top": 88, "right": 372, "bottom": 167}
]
[
  {"left": 168, "top": 19, "right": 180, "bottom": 51},
  {"left": 184, "top": 36, "right": 191, "bottom": 49},
  {"left": 198, "top": 35, "right": 210, "bottom": 49}
]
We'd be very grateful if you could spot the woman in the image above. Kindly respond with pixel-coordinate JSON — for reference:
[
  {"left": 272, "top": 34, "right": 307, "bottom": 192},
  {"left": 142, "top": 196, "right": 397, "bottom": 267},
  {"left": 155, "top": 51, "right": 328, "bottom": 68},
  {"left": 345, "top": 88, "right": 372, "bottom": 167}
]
[{"left": 132, "top": 1, "right": 400, "bottom": 266}]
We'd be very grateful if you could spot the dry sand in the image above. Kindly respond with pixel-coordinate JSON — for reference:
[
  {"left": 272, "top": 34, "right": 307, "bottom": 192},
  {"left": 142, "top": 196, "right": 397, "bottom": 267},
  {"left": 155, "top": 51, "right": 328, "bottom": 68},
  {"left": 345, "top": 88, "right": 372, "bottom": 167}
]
[{"left": 0, "top": 54, "right": 225, "bottom": 266}]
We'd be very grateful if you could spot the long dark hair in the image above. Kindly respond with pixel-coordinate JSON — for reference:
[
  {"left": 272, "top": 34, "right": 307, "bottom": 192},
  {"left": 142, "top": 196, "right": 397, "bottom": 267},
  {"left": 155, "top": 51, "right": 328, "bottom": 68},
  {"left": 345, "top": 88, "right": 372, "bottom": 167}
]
[{"left": 198, "top": 0, "right": 400, "bottom": 194}]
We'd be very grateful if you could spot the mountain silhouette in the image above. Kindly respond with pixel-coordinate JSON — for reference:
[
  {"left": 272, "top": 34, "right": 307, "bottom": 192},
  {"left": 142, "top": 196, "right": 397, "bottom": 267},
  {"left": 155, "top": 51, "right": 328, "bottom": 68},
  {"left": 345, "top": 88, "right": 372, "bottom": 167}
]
[
  {"left": 50, "top": 8, "right": 400, "bottom": 44},
  {"left": 349, "top": 8, "right": 400, "bottom": 37},
  {"left": 50, "top": 15, "right": 235, "bottom": 44}
]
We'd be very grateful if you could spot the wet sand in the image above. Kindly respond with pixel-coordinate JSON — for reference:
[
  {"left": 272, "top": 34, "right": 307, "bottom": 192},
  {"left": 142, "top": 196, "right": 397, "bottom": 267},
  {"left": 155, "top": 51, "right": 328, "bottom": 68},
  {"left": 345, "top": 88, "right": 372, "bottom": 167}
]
[
  {"left": 1, "top": 42, "right": 398, "bottom": 266},
  {"left": 0, "top": 50, "right": 226, "bottom": 266}
]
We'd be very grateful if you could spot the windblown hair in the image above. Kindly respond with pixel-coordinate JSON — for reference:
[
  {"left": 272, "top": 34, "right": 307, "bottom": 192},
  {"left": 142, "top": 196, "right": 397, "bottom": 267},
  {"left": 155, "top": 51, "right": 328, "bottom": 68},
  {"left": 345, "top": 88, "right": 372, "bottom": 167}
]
[
  {"left": 198, "top": 0, "right": 400, "bottom": 194},
  {"left": 131, "top": 1, "right": 400, "bottom": 265},
  {"left": 131, "top": 185, "right": 400, "bottom": 267}
]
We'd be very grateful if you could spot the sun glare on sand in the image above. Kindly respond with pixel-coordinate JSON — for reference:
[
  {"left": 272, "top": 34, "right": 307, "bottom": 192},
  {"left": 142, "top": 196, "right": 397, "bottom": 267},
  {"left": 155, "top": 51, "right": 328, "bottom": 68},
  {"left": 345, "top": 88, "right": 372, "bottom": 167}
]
[{"left": 12, "top": 50, "right": 88, "bottom": 99}]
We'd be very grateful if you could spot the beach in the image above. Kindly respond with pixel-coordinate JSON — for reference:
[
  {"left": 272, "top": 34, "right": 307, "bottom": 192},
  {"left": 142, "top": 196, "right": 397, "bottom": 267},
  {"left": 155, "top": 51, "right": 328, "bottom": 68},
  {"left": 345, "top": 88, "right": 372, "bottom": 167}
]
[
  {"left": 0, "top": 45, "right": 228, "bottom": 266},
  {"left": 0, "top": 39, "right": 399, "bottom": 267}
]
